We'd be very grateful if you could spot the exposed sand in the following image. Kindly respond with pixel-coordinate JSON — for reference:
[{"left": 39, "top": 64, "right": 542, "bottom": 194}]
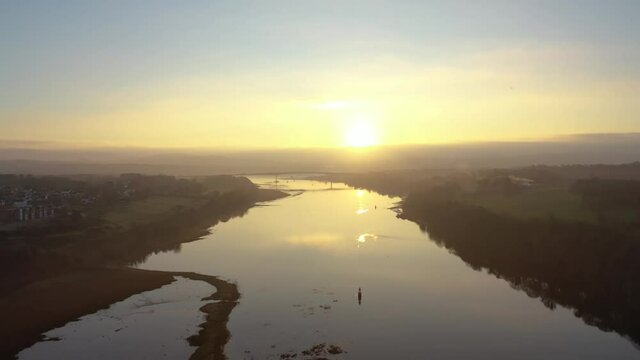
[{"left": 0, "top": 267, "right": 240, "bottom": 360}]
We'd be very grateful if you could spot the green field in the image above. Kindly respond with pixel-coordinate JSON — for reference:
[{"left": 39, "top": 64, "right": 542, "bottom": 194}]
[
  {"left": 460, "top": 187, "right": 597, "bottom": 223},
  {"left": 103, "top": 196, "right": 206, "bottom": 229}
]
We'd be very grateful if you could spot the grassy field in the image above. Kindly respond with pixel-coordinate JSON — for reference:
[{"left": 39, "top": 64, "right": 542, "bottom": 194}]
[
  {"left": 459, "top": 187, "right": 598, "bottom": 223},
  {"left": 103, "top": 196, "right": 207, "bottom": 229}
]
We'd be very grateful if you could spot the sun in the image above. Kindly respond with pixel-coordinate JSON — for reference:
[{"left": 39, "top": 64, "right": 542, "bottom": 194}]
[{"left": 344, "top": 120, "right": 379, "bottom": 148}]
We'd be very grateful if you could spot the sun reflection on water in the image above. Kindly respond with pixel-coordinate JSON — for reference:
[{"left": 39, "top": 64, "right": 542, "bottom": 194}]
[{"left": 357, "top": 233, "right": 378, "bottom": 248}]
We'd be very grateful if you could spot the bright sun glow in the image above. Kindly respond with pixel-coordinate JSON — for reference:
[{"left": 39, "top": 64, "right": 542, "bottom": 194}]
[{"left": 344, "top": 121, "right": 379, "bottom": 148}]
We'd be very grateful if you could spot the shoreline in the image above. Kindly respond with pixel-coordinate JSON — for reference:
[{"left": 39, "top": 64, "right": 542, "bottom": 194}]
[
  {"left": 0, "top": 186, "right": 287, "bottom": 359},
  {"left": 0, "top": 177, "right": 287, "bottom": 359},
  {"left": 0, "top": 267, "right": 240, "bottom": 360},
  {"left": 176, "top": 271, "right": 241, "bottom": 360}
]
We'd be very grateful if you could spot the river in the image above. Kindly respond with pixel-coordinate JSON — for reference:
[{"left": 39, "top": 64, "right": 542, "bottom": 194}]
[{"left": 19, "top": 177, "right": 640, "bottom": 359}]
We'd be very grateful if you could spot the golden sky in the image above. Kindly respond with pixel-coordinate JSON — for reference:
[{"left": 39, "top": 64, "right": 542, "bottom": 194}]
[{"left": 1, "top": 1, "right": 639, "bottom": 149}]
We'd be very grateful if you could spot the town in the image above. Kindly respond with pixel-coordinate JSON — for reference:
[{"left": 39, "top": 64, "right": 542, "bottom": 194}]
[{"left": 0, "top": 174, "right": 145, "bottom": 230}]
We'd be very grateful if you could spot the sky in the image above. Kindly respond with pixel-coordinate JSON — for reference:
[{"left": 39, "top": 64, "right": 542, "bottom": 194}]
[{"left": 1, "top": 0, "right": 639, "bottom": 149}]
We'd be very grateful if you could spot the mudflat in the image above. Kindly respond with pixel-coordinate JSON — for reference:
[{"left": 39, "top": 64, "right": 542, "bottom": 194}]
[{"left": 0, "top": 267, "right": 240, "bottom": 360}]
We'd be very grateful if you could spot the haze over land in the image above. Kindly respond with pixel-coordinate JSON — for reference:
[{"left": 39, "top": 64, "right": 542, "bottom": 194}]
[{"left": 1, "top": 133, "right": 640, "bottom": 175}]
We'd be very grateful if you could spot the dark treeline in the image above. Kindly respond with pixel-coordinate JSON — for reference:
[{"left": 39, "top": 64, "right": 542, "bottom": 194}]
[
  {"left": 495, "top": 162, "right": 640, "bottom": 185},
  {"left": 330, "top": 166, "right": 640, "bottom": 346},
  {"left": 321, "top": 162, "right": 640, "bottom": 197},
  {"left": 0, "top": 174, "right": 86, "bottom": 190},
  {"left": 402, "top": 192, "right": 640, "bottom": 344},
  {"left": 572, "top": 179, "right": 640, "bottom": 224}
]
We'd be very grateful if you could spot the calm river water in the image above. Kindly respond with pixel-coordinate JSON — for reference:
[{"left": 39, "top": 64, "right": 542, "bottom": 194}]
[{"left": 20, "top": 177, "right": 640, "bottom": 359}]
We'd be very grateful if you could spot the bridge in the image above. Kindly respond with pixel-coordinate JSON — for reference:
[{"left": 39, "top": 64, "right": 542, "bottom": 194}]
[{"left": 231, "top": 171, "right": 345, "bottom": 192}]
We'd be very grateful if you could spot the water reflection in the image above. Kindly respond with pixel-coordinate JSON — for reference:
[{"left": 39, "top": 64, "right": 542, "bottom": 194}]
[
  {"left": 137, "top": 178, "right": 639, "bottom": 359},
  {"left": 355, "top": 189, "right": 369, "bottom": 215},
  {"left": 286, "top": 233, "right": 342, "bottom": 248},
  {"left": 19, "top": 277, "right": 213, "bottom": 360},
  {"left": 356, "top": 233, "right": 378, "bottom": 245},
  {"left": 402, "top": 199, "right": 640, "bottom": 349}
]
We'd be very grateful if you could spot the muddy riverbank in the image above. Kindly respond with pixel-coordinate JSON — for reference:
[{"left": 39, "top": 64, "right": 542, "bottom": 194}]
[{"left": 0, "top": 267, "right": 241, "bottom": 360}]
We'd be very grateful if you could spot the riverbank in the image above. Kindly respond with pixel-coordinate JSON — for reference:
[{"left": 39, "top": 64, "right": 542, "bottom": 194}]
[
  {"left": 1, "top": 176, "right": 288, "bottom": 293},
  {"left": 0, "top": 267, "right": 241, "bottom": 360},
  {"left": 322, "top": 170, "right": 640, "bottom": 346},
  {"left": 0, "top": 175, "right": 288, "bottom": 359}
]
